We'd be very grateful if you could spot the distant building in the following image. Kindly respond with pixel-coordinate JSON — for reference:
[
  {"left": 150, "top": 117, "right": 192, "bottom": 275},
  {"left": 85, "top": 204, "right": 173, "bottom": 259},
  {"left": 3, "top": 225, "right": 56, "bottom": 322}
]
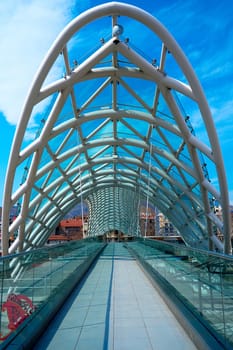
[
  {"left": 140, "top": 204, "right": 156, "bottom": 237},
  {"left": 230, "top": 205, "right": 233, "bottom": 242},
  {"left": 0, "top": 207, "right": 2, "bottom": 244},
  {"left": 47, "top": 216, "right": 88, "bottom": 243},
  {"left": 213, "top": 203, "right": 224, "bottom": 241},
  {"left": 1, "top": 203, "right": 233, "bottom": 246},
  {"left": 0, "top": 206, "right": 18, "bottom": 245},
  {"left": 140, "top": 213, "right": 156, "bottom": 237},
  {"left": 139, "top": 205, "right": 179, "bottom": 238}
]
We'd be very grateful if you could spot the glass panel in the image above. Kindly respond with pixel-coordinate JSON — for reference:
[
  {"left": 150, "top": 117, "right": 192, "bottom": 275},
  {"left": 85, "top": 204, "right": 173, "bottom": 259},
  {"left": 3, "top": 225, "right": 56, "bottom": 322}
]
[
  {"left": 54, "top": 95, "right": 74, "bottom": 128},
  {"left": 128, "top": 239, "right": 233, "bottom": 348},
  {"left": 157, "top": 94, "right": 176, "bottom": 122},
  {"left": 120, "top": 77, "right": 156, "bottom": 110},
  {"left": 82, "top": 118, "right": 112, "bottom": 140},
  {"left": 0, "top": 240, "right": 105, "bottom": 344},
  {"left": 48, "top": 129, "right": 77, "bottom": 155}
]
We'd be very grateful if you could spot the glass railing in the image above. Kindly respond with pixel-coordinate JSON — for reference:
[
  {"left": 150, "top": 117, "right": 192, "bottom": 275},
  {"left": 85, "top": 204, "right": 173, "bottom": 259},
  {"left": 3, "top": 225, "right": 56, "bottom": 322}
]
[
  {"left": 0, "top": 239, "right": 105, "bottom": 345},
  {"left": 126, "top": 238, "right": 233, "bottom": 349}
]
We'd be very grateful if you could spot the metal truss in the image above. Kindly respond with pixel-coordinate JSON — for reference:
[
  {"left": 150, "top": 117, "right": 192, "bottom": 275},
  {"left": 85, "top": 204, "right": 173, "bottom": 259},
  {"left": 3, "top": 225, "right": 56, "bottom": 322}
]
[{"left": 2, "top": 2, "right": 231, "bottom": 255}]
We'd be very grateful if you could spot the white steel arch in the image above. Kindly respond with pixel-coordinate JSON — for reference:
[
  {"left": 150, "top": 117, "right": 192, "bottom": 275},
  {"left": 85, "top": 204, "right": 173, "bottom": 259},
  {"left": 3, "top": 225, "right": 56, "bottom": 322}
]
[{"left": 2, "top": 2, "right": 231, "bottom": 255}]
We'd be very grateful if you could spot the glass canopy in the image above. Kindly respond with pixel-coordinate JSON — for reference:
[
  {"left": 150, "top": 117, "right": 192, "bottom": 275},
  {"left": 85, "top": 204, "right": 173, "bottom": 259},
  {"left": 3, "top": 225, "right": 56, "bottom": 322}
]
[{"left": 2, "top": 2, "right": 231, "bottom": 255}]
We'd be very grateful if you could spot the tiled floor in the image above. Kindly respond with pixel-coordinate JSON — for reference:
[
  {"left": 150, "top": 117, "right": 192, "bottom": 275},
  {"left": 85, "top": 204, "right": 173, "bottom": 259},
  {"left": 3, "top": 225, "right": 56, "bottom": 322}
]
[{"left": 34, "top": 243, "right": 197, "bottom": 349}]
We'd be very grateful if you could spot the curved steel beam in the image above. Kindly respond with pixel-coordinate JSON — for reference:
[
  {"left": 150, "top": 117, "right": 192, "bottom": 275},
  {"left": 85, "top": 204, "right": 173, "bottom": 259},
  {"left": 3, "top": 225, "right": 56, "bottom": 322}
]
[{"left": 2, "top": 2, "right": 230, "bottom": 255}]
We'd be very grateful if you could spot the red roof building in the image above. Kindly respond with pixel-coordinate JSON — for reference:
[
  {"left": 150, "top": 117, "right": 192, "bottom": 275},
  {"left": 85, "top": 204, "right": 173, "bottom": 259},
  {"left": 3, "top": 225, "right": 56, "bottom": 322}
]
[{"left": 48, "top": 216, "right": 88, "bottom": 243}]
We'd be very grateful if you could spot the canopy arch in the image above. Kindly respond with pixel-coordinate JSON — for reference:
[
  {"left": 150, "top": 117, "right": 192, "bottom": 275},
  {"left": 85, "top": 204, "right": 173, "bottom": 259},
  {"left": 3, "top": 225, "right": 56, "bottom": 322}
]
[{"left": 2, "top": 2, "right": 231, "bottom": 255}]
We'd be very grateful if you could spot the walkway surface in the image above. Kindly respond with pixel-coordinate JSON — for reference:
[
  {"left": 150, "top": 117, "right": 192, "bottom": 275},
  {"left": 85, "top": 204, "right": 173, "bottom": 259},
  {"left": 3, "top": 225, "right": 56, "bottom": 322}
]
[{"left": 34, "top": 243, "right": 197, "bottom": 350}]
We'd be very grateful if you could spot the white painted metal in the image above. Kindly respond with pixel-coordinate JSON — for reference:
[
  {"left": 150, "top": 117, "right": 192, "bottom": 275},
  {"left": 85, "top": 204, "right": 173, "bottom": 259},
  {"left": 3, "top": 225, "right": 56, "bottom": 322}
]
[{"left": 2, "top": 2, "right": 231, "bottom": 255}]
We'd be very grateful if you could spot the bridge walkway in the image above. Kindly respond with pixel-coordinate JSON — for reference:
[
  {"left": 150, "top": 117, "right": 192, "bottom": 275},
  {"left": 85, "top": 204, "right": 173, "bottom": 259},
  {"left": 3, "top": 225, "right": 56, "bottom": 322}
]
[{"left": 34, "top": 243, "right": 197, "bottom": 350}]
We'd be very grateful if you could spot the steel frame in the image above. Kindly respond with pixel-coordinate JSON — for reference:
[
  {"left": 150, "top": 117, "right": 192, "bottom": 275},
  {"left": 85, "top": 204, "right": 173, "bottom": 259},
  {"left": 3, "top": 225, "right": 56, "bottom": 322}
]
[{"left": 2, "top": 2, "right": 231, "bottom": 255}]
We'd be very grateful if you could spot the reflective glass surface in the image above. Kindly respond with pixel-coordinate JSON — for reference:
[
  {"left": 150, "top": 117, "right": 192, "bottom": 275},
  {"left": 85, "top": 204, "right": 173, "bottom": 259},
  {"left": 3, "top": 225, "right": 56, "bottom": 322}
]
[
  {"left": 128, "top": 238, "right": 233, "bottom": 348},
  {"left": 0, "top": 239, "right": 105, "bottom": 344},
  {"left": 3, "top": 3, "right": 229, "bottom": 255}
]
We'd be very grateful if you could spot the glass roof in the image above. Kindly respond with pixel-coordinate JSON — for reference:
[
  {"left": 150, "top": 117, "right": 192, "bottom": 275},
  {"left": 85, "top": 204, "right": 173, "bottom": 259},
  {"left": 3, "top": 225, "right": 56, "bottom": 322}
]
[{"left": 2, "top": 2, "right": 231, "bottom": 255}]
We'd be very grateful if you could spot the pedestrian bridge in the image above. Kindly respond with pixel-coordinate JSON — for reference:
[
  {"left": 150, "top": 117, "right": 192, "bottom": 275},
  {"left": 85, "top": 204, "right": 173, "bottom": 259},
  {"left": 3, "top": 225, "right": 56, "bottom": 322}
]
[
  {"left": 0, "top": 239, "right": 233, "bottom": 349},
  {"left": 1, "top": 2, "right": 233, "bottom": 349},
  {"left": 1, "top": 2, "right": 232, "bottom": 255}
]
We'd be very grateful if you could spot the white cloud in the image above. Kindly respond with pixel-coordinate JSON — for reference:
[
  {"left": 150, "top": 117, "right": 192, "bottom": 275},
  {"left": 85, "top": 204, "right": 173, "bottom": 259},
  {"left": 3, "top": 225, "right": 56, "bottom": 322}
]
[
  {"left": 0, "top": 0, "right": 76, "bottom": 125},
  {"left": 212, "top": 100, "right": 233, "bottom": 125}
]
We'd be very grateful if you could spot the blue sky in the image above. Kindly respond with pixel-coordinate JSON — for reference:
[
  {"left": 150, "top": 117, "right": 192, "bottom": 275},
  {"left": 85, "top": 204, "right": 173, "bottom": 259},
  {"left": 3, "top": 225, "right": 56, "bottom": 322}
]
[{"left": 1, "top": 0, "right": 233, "bottom": 206}]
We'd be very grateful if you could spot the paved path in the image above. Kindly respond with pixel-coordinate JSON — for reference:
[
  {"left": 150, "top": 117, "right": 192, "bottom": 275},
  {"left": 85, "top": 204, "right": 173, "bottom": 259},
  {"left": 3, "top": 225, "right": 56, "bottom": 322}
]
[{"left": 34, "top": 243, "right": 197, "bottom": 350}]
